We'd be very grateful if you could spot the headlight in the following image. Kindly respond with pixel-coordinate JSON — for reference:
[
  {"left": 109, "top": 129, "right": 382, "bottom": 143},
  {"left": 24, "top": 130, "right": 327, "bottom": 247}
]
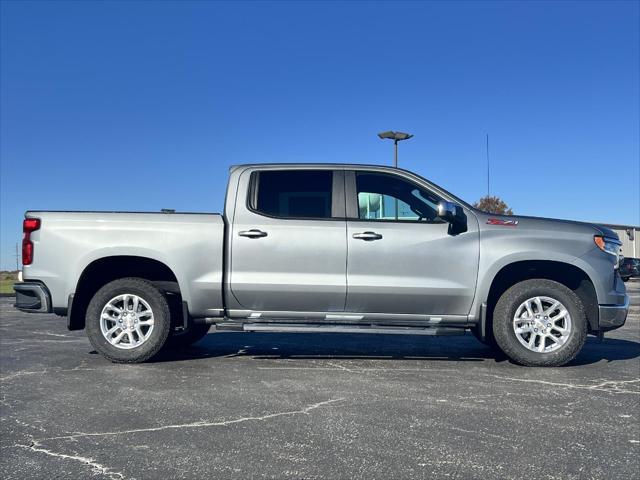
[{"left": 594, "top": 235, "right": 623, "bottom": 268}]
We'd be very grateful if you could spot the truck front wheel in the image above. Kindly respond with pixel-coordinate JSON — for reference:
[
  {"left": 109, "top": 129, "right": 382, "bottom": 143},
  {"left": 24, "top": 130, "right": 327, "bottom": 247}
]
[
  {"left": 85, "top": 277, "right": 171, "bottom": 363},
  {"left": 492, "top": 279, "right": 587, "bottom": 367}
]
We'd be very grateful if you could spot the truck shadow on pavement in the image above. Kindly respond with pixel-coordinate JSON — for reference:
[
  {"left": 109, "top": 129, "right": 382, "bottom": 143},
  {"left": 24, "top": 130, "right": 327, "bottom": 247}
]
[
  {"left": 151, "top": 332, "right": 640, "bottom": 366},
  {"left": 569, "top": 336, "right": 640, "bottom": 366}
]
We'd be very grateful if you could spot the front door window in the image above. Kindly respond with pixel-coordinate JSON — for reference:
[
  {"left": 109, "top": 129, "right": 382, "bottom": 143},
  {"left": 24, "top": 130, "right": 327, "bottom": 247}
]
[{"left": 356, "top": 172, "right": 442, "bottom": 223}]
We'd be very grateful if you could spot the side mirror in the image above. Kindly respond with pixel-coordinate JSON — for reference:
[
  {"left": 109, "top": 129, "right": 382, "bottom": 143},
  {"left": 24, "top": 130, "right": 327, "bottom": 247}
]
[
  {"left": 437, "top": 201, "right": 467, "bottom": 234},
  {"left": 438, "top": 200, "right": 458, "bottom": 223},
  {"left": 437, "top": 201, "right": 457, "bottom": 223}
]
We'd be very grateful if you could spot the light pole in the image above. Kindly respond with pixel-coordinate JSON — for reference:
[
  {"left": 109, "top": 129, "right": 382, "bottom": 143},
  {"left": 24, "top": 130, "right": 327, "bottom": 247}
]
[
  {"left": 377, "top": 130, "right": 413, "bottom": 168},
  {"left": 377, "top": 130, "right": 413, "bottom": 219}
]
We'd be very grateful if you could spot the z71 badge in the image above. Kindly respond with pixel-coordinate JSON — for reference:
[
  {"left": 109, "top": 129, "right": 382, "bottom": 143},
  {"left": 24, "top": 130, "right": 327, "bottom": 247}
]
[{"left": 486, "top": 218, "right": 519, "bottom": 226}]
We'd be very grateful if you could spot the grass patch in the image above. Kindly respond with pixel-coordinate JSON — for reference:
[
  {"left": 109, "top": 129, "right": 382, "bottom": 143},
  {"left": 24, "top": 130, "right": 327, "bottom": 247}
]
[{"left": 0, "top": 272, "right": 17, "bottom": 294}]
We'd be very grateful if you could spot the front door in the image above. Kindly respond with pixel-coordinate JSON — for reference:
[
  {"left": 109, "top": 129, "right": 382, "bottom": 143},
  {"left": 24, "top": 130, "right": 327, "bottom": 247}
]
[
  {"left": 345, "top": 170, "right": 479, "bottom": 316},
  {"left": 230, "top": 168, "right": 347, "bottom": 314}
]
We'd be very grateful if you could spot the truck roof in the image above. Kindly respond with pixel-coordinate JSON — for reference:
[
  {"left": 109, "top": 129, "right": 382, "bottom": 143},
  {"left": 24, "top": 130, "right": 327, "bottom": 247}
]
[{"left": 230, "top": 162, "right": 401, "bottom": 171}]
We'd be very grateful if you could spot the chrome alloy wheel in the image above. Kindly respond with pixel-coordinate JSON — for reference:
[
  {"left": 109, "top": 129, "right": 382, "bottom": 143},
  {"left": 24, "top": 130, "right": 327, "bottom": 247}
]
[
  {"left": 513, "top": 296, "right": 572, "bottom": 354},
  {"left": 100, "top": 294, "right": 155, "bottom": 349}
]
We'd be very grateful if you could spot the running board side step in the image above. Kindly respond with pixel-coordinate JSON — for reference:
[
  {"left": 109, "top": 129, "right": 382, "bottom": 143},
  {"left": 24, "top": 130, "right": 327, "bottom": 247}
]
[{"left": 216, "top": 323, "right": 465, "bottom": 336}]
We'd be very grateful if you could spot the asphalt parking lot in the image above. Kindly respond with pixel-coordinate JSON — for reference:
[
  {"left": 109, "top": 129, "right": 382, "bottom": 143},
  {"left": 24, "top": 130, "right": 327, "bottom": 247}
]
[{"left": 1, "top": 283, "right": 639, "bottom": 480}]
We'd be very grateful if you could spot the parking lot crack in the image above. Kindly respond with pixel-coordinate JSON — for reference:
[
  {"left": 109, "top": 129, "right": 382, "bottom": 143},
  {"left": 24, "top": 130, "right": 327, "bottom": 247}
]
[
  {"left": 28, "top": 331, "right": 71, "bottom": 338},
  {"left": 0, "top": 370, "right": 47, "bottom": 382},
  {"left": 326, "top": 361, "right": 358, "bottom": 372},
  {"left": 487, "top": 375, "right": 640, "bottom": 394},
  {"left": 447, "top": 426, "right": 512, "bottom": 443},
  {"left": 0, "top": 366, "right": 103, "bottom": 382},
  {"left": 35, "top": 398, "right": 345, "bottom": 441},
  {"left": 15, "top": 442, "right": 127, "bottom": 479}
]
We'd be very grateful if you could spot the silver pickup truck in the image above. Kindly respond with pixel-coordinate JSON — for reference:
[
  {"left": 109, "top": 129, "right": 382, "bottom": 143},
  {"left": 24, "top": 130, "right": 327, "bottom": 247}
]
[{"left": 14, "top": 164, "right": 629, "bottom": 366}]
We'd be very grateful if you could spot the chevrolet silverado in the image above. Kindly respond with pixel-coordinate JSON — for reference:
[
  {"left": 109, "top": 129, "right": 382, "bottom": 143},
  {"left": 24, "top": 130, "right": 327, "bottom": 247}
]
[{"left": 14, "top": 164, "right": 629, "bottom": 366}]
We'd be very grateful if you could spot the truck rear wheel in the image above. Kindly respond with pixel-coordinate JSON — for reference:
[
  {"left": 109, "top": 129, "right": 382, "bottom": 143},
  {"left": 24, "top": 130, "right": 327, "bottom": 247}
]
[
  {"left": 85, "top": 277, "right": 171, "bottom": 363},
  {"left": 492, "top": 279, "right": 587, "bottom": 367}
]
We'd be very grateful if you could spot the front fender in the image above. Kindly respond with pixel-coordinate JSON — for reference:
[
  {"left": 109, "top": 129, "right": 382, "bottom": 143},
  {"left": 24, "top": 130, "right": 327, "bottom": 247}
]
[{"left": 472, "top": 250, "right": 593, "bottom": 317}]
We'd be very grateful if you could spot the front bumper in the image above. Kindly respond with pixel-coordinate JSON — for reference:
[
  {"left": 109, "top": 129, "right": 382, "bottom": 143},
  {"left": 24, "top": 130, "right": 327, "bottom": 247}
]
[
  {"left": 599, "top": 295, "right": 629, "bottom": 331},
  {"left": 13, "top": 282, "right": 52, "bottom": 313}
]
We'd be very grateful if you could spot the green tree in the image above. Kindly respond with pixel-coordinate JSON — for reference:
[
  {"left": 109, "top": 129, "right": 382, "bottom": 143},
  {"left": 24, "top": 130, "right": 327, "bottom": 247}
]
[{"left": 473, "top": 195, "right": 513, "bottom": 215}]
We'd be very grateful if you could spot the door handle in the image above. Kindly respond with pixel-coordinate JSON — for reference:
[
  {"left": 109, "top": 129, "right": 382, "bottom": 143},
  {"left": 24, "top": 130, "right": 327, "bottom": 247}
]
[
  {"left": 238, "top": 229, "right": 268, "bottom": 238},
  {"left": 352, "top": 231, "right": 383, "bottom": 241}
]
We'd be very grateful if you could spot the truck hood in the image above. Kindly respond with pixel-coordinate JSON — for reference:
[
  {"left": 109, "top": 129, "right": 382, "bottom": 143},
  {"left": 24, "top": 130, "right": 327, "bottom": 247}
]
[{"left": 474, "top": 210, "right": 620, "bottom": 241}]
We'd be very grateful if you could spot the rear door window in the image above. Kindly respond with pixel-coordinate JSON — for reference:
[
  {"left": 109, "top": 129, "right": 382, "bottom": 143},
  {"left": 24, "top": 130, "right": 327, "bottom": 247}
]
[{"left": 251, "top": 170, "right": 333, "bottom": 219}]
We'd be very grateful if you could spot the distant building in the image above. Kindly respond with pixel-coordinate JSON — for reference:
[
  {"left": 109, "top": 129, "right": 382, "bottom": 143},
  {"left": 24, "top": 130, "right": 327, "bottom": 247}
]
[{"left": 599, "top": 223, "right": 639, "bottom": 259}]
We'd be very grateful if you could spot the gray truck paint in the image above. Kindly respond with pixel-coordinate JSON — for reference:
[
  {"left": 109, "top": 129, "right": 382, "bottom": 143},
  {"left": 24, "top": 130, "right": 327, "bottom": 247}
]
[
  {"left": 22, "top": 212, "right": 225, "bottom": 318},
  {"left": 19, "top": 163, "right": 627, "bottom": 332}
]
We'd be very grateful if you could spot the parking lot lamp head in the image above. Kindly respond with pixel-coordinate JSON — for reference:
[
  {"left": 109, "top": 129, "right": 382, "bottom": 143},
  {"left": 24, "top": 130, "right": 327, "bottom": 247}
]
[{"left": 377, "top": 131, "right": 413, "bottom": 168}]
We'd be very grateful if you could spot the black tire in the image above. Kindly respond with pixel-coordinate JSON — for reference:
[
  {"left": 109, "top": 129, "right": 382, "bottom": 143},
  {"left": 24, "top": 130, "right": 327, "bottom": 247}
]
[
  {"left": 166, "top": 323, "right": 211, "bottom": 348},
  {"left": 85, "top": 277, "right": 171, "bottom": 363},
  {"left": 492, "top": 279, "right": 587, "bottom": 367}
]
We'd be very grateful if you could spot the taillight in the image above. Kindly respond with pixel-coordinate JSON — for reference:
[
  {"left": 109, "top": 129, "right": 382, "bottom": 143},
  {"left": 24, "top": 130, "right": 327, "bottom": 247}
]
[{"left": 22, "top": 218, "right": 41, "bottom": 266}]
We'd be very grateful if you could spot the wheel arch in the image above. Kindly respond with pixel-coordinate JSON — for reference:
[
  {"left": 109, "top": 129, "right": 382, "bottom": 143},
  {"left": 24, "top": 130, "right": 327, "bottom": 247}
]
[
  {"left": 484, "top": 260, "right": 599, "bottom": 334},
  {"left": 68, "top": 255, "right": 181, "bottom": 330}
]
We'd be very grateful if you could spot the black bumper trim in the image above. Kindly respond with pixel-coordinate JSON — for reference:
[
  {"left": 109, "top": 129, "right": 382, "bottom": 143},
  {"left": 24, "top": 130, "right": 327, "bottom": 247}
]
[
  {"left": 598, "top": 297, "right": 629, "bottom": 331},
  {"left": 13, "top": 282, "right": 52, "bottom": 314}
]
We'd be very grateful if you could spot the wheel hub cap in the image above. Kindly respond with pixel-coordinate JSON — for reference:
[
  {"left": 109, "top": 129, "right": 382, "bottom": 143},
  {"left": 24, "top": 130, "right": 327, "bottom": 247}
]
[
  {"left": 100, "top": 294, "right": 154, "bottom": 350},
  {"left": 513, "top": 296, "right": 572, "bottom": 354}
]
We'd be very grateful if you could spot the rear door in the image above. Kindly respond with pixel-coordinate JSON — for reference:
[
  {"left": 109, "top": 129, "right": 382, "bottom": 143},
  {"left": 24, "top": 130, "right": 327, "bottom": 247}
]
[
  {"left": 344, "top": 170, "right": 479, "bottom": 316},
  {"left": 229, "top": 168, "right": 347, "bottom": 314}
]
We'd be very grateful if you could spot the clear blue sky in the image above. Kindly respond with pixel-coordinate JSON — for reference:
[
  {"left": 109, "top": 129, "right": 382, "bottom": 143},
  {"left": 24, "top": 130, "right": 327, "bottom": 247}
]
[{"left": 1, "top": 1, "right": 638, "bottom": 269}]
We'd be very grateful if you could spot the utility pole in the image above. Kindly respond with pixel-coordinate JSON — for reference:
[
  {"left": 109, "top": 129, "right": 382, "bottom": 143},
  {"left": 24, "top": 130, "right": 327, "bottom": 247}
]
[
  {"left": 15, "top": 243, "right": 20, "bottom": 271},
  {"left": 486, "top": 133, "right": 490, "bottom": 197}
]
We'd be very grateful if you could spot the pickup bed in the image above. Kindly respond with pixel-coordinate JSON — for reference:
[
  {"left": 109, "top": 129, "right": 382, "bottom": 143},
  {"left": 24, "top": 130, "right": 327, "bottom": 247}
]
[{"left": 14, "top": 164, "right": 629, "bottom": 366}]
